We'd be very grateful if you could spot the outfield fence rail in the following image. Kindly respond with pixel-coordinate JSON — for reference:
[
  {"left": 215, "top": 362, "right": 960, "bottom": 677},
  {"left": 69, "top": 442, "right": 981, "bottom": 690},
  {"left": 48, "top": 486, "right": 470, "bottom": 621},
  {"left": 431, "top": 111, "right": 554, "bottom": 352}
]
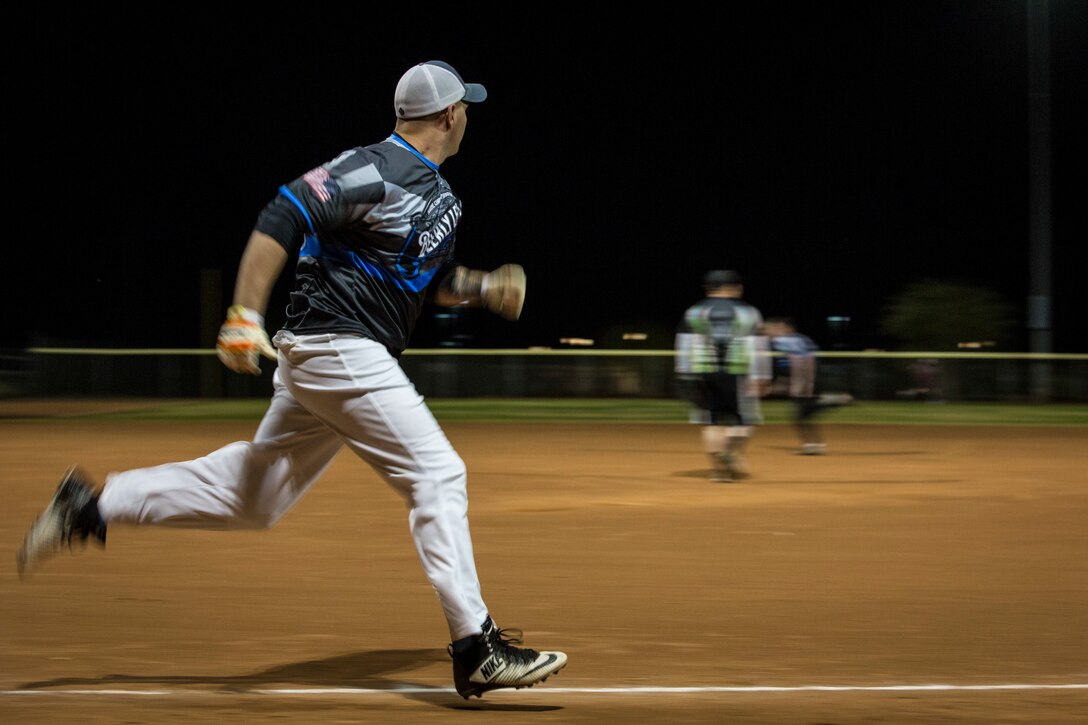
[{"left": 3, "top": 348, "right": 1087, "bottom": 403}]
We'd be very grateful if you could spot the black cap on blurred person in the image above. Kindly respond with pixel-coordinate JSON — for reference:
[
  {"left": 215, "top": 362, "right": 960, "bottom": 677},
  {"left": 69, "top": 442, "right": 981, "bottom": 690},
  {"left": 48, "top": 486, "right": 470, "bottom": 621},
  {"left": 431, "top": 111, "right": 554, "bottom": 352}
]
[{"left": 703, "top": 270, "right": 742, "bottom": 289}]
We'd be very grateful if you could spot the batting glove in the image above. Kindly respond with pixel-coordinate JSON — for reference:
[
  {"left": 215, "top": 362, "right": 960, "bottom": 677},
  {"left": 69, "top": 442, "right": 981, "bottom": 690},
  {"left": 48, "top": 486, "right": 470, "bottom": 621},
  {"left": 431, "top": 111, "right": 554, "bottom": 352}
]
[{"left": 216, "top": 305, "right": 276, "bottom": 375}]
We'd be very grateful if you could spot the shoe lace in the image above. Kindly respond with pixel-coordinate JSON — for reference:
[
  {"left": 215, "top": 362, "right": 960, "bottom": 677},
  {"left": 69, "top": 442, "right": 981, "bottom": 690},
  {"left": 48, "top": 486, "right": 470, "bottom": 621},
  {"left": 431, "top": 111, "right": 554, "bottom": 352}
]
[{"left": 488, "top": 626, "right": 539, "bottom": 665}]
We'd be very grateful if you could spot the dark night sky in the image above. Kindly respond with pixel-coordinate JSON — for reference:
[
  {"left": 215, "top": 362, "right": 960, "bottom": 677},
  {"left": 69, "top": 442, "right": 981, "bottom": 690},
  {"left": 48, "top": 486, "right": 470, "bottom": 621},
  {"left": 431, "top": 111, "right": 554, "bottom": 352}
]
[{"left": 10, "top": 2, "right": 1087, "bottom": 353}]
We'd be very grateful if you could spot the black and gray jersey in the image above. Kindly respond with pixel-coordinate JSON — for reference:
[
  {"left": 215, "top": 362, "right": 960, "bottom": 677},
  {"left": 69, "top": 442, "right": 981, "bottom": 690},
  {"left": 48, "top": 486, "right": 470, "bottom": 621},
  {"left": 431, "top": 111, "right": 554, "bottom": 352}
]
[
  {"left": 254, "top": 132, "right": 463, "bottom": 356},
  {"left": 675, "top": 296, "right": 765, "bottom": 375}
]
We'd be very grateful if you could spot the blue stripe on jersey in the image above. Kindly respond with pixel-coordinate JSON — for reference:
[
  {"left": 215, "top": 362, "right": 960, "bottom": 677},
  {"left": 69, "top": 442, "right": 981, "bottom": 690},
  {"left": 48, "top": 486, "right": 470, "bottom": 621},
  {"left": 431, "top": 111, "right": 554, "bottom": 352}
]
[
  {"left": 387, "top": 133, "right": 439, "bottom": 171},
  {"left": 298, "top": 233, "right": 439, "bottom": 293},
  {"left": 278, "top": 186, "right": 316, "bottom": 233}
]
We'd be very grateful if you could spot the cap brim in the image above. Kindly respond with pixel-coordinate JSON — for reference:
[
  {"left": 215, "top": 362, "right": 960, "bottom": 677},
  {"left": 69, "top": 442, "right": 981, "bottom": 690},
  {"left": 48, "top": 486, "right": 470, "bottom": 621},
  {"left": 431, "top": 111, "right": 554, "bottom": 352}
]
[{"left": 463, "top": 82, "right": 487, "bottom": 103}]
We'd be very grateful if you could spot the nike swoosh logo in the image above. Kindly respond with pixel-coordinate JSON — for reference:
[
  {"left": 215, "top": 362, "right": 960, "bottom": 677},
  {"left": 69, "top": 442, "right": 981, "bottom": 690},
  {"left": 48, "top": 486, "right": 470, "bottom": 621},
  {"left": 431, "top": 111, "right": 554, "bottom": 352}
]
[{"left": 524, "top": 653, "right": 560, "bottom": 676}]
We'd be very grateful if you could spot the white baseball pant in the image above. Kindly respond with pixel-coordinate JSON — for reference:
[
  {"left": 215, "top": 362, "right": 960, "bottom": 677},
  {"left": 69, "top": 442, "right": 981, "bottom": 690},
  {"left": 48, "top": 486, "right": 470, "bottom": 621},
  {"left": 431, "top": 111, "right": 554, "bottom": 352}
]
[{"left": 97, "top": 331, "right": 490, "bottom": 640}]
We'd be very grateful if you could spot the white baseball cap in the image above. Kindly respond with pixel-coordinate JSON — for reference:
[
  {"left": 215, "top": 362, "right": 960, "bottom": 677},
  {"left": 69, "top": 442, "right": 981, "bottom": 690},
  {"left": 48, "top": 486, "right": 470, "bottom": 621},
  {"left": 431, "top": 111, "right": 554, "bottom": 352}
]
[{"left": 394, "top": 60, "right": 488, "bottom": 119}]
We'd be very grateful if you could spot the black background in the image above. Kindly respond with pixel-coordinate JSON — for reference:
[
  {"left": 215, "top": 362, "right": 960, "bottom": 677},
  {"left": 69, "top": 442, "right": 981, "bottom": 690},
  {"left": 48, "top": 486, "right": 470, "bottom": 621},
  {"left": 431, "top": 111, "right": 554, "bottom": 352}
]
[{"left": 10, "top": 2, "right": 1087, "bottom": 352}]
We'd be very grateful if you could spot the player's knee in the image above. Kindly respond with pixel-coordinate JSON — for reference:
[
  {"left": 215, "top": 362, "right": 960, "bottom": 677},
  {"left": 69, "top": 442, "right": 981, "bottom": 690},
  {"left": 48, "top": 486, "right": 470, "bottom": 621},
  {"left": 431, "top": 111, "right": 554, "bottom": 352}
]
[
  {"left": 425, "top": 448, "right": 467, "bottom": 482},
  {"left": 447, "top": 454, "right": 467, "bottom": 483},
  {"left": 409, "top": 454, "right": 467, "bottom": 511}
]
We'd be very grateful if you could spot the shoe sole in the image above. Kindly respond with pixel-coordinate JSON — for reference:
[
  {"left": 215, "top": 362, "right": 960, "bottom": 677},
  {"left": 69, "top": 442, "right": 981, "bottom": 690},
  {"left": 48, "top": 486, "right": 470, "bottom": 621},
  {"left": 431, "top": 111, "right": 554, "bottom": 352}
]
[
  {"left": 17, "top": 476, "right": 71, "bottom": 579},
  {"left": 457, "top": 654, "right": 567, "bottom": 699}
]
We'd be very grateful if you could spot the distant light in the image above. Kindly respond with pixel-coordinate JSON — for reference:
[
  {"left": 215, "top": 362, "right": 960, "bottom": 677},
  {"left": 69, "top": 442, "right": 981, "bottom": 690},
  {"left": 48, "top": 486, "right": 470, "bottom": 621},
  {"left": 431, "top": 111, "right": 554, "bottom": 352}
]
[
  {"left": 622, "top": 332, "right": 648, "bottom": 341},
  {"left": 827, "top": 316, "right": 851, "bottom": 322},
  {"left": 560, "top": 337, "right": 595, "bottom": 346},
  {"left": 957, "top": 341, "right": 995, "bottom": 349}
]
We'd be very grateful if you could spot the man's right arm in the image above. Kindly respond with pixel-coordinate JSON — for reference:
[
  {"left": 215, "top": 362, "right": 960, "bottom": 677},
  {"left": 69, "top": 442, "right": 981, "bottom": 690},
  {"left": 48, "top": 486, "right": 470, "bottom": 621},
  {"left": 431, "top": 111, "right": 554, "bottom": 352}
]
[
  {"left": 232, "top": 231, "right": 289, "bottom": 317},
  {"left": 215, "top": 231, "right": 289, "bottom": 375}
]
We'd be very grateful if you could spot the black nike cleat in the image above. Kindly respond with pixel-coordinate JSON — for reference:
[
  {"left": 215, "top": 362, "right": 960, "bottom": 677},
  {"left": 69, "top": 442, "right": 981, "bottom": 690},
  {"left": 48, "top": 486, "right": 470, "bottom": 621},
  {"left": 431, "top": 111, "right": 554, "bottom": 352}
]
[
  {"left": 16, "top": 466, "right": 107, "bottom": 579},
  {"left": 448, "top": 616, "right": 567, "bottom": 699}
]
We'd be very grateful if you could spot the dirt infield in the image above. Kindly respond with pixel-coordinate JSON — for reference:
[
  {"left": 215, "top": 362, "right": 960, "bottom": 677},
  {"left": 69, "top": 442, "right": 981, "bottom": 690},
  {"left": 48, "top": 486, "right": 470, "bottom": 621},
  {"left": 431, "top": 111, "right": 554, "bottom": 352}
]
[{"left": 2, "top": 417, "right": 1087, "bottom": 723}]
